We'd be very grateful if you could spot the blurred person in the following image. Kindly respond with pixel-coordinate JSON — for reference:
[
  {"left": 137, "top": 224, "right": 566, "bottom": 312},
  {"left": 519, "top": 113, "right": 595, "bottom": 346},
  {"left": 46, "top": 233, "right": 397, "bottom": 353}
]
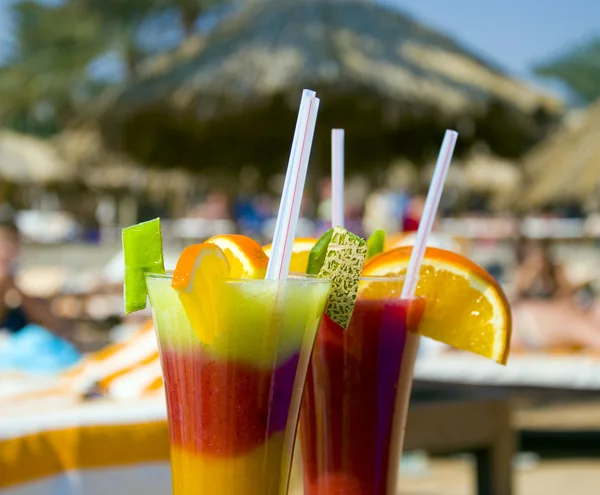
[
  {"left": 403, "top": 193, "right": 426, "bottom": 232},
  {"left": 514, "top": 239, "right": 571, "bottom": 300},
  {"left": 0, "top": 219, "right": 70, "bottom": 339},
  {"left": 235, "top": 193, "right": 262, "bottom": 237},
  {"left": 197, "top": 189, "right": 231, "bottom": 220},
  {"left": 363, "top": 188, "right": 396, "bottom": 235},
  {"left": 316, "top": 179, "right": 332, "bottom": 225},
  {"left": 344, "top": 202, "right": 365, "bottom": 239},
  {"left": 511, "top": 239, "right": 600, "bottom": 351}
]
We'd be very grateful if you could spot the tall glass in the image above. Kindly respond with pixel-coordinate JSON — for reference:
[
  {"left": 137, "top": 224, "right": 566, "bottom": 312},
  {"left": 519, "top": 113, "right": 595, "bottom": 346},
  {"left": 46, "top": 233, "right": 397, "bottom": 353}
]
[
  {"left": 300, "top": 277, "right": 424, "bottom": 495},
  {"left": 146, "top": 273, "right": 330, "bottom": 495}
]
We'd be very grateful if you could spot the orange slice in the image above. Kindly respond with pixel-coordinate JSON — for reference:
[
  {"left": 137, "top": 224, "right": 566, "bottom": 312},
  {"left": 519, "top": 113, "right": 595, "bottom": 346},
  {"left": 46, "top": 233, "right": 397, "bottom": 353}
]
[
  {"left": 263, "top": 238, "right": 318, "bottom": 274},
  {"left": 362, "top": 246, "right": 511, "bottom": 364},
  {"left": 172, "top": 243, "right": 229, "bottom": 343},
  {"left": 206, "top": 234, "right": 268, "bottom": 278}
]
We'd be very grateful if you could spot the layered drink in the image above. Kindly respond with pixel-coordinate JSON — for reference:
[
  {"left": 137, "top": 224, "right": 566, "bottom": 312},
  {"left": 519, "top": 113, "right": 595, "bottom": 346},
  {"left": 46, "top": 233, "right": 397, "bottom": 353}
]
[{"left": 147, "top": 273, "right": 330, "bottom": 495}]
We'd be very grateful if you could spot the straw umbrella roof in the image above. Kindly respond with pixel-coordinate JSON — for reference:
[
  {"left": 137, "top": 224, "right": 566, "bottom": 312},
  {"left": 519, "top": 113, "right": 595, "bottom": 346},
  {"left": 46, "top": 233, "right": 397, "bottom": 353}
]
[
  {"left": 463, "top": 153, "right": 522, "bottom": 195},
  {"left": 55, "top": 127, "right": 197, "bottom": 196},
  {"left": 0, "top": 131, "right": 76, "bottom": 185},
  {"left": 96, "top": 0, "right": 561, "bottom": 172},
  {"left": 520, "top": 100, "right": 600, "bottom": 209},
  {"left": 55, "top": 127, "right": 146, "bottom": 190},
  {"left": 419, "top": 150, "right": 521, "bottom": 208}
]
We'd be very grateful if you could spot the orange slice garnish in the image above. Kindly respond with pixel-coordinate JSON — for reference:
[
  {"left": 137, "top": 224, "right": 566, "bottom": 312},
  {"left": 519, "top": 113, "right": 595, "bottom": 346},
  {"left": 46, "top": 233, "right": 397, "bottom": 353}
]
[
  {"left": 206, "top": 234, "right": 268, "bottom": 279},
  {"left": 263, "top": 238, "right": 318, "bottom": 274},
  {"left": 362, "top": 246, "right": 511, "bottom": 364},
  {"left": 171, "top": 243, "right": 229, "bottom": 343}
]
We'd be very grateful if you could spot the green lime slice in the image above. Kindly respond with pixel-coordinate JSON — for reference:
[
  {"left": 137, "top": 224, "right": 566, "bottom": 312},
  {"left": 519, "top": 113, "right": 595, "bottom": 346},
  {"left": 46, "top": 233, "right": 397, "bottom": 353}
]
[
  {"left": 367, "top": 229, "right": 386, "bottom": 258},
  {"left": 310, "top": 226, "right": 367, "bottom": 329},
  {"left": 122, "top": 218, "right": 165, "bottom": 314}
]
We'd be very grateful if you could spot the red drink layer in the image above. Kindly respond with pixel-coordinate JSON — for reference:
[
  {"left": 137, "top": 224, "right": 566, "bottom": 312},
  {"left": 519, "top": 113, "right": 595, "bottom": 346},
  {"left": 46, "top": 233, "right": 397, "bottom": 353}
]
[
  {"left": 161, "top": 348, "right": 300, "bottom": 456},
  {"left": 300, "top": 298, "right": 422, "bottom": 495}
]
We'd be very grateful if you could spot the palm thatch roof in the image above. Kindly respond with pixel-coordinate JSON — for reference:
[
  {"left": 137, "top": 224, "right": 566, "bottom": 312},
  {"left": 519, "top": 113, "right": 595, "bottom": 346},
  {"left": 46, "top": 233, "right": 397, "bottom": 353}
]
[
  {"left": 54, "top": 127, "right": 196, "bottom": 195},
  {"left": 419, "top": 149, "right": 521, "bottom": 211},
  {"left": 96, "top": 0, "right": 561, "bottom": 173},
  {"left": 0, "top": 131, "right": 76, "bottom": 185},
  {"left": 520, "top": 100, "right": 600, "bottom": 209},
  {"left": 463, "top": 153, "right": 522, "bottom": 195}
]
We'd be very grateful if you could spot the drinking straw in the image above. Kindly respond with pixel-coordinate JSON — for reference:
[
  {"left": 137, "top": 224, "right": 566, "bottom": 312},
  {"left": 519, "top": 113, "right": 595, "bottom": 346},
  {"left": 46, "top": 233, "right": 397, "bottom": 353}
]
[
  {"left": 278, "top": 89, "right": 316, "bottom": 223},
  {"left": 266, "top": 89, "right": 315, "bottom": 280},
  {"left": 400, "top": 130, "right": 458, "bottom": 300},
  {"left": 331, "top": 129, "right": 345, "bottom": 228},
  {"left": 266, "top": 91, "right": 321, "bottom": 280}
]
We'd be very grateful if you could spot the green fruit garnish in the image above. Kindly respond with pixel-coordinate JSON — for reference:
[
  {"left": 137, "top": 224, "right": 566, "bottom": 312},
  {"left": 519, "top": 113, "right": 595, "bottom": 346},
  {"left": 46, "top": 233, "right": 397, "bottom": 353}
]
[
  {"left": 122, "top": 218, "right": 165, "bottom": 314},
  {"left": 367, "top": 229, "right": 386, "bottom": 258},
  {"left": 307, "top": 228, "right": 333, "bottom": 275},
  {"left": 311, "top": 226, "right": 367, "bottom": 329}
]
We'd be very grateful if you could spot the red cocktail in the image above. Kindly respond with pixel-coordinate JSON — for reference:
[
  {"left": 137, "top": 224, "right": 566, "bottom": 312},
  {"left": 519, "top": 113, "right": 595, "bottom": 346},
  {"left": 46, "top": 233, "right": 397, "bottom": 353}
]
[{"left": 300, "top": 278, "right": 423, "bottom": 495}]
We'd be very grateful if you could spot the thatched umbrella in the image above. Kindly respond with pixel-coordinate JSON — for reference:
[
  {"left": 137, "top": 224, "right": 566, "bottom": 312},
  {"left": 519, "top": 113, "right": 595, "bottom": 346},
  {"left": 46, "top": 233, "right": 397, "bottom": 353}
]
[
  {"left": 55, "top": 127, "right": 200, "bottom": 221},
  {"left": 96, "top": 0, "right": 561, "bottom": 175},
  {"left": 520, "top": 101, "right": 600, "bottom": 209},
  {"left": 0, "top": 131, "right": 76, "bottom": 185},
  {"left": 419, "top": 149, "right": 521, "bottom": 211},
  {"left": 464, "top": 153, "right": 521, "bottom": 194}
]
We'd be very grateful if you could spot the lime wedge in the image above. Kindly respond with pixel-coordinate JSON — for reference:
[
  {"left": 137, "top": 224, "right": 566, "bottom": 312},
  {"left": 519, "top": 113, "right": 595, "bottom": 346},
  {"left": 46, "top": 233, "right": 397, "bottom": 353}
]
[
  {"left": 367, "top": 229, "right": 386, "bottom": 258},
  {"left": 122, "top": 218, "right": 165, "bottom": 314},
  {"left": 312, "top": 226, "right": 367, "bottom": 329}
]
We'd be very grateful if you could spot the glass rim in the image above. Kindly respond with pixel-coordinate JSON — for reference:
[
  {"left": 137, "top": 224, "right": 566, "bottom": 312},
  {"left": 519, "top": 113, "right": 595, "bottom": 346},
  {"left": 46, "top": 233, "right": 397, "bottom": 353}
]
[
  {"left": 144, "top": 271, "right": 329, "bottom": 284},
  {"left": 359, "top": 275, "right": 405, "bottom": 283},
  {"left": 145, "top": 272, "right": 404, "bottom": 283}
]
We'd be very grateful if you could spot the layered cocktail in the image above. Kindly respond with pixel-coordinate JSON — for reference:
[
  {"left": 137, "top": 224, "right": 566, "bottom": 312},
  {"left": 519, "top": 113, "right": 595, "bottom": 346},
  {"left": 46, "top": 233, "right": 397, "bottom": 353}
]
[
  {"left": 121, "top": 88, "right": 333, "bottom": 495},
  {"left": 146, "top": 272, "right": 330, "bottom": 495}
]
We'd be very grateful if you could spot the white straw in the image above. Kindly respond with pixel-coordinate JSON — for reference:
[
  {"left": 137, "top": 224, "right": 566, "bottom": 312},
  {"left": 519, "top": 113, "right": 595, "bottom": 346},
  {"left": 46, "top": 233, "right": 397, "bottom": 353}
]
[
  {"left": 266, "top": 92, "right": 320, "bottom": 280},
  {"left": 400, "top": 130, "right": 458, "bottom": 299},
  {"left": 331, "top": 129, "right": 345, "bottom": 228},
  {"left": 277, "top": 89, "right": 316, "bottom": 221},
  {"left": 266, "top": 90, "right": 315, "bottom": 280}
]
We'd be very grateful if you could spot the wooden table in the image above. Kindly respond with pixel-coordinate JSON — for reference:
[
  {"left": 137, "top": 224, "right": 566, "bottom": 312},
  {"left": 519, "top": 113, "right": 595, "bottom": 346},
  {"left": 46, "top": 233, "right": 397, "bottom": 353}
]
[
  {"left": 406, "top": 385, "right": 515, "bottom": 495},
  {"left": 517, "top": 400, "right": 600, "bottom": 457}
]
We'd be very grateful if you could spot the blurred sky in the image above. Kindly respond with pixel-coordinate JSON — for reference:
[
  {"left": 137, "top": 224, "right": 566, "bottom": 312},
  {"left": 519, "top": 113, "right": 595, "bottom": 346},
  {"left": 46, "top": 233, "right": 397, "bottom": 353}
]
[{"left": 1, "top": 0, "right": 600, "bottom": 101}]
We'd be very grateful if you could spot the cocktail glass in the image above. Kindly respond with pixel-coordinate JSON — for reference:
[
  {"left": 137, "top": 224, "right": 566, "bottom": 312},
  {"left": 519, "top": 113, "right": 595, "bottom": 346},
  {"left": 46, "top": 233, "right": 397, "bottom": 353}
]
[
  {"left": 146, "top": 273, "right": 330, "bottom": 495},
  {"left": 300, "top": 276, "right": 424, "bottom": 495}
]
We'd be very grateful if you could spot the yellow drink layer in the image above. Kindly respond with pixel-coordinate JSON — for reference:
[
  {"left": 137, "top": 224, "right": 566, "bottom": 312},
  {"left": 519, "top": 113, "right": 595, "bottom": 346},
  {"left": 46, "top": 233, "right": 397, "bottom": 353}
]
[{"left": 170, "top": 433, "right": 286, "bottom": 495}]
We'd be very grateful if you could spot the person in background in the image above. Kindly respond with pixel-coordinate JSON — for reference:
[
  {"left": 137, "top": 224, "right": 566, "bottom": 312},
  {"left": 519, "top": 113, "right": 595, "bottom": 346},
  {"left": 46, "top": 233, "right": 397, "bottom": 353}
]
[
  {"left": 511, "top": 239, "right": 600, "bottom": 351},
  {"left": 0, "top": 219, "right": 70, "bottom": 339},
  {"left": 514, "top": 239, "right": 572, "bottom": 300},
  {"left": 402, "top": 193, "right": 426, "bottom": 232}
]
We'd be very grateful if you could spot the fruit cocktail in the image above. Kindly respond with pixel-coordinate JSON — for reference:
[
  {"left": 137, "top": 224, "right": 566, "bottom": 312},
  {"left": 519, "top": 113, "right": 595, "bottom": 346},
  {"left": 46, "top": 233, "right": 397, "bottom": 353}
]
[
  {"left": 147, "top": 272, "right": 329, "bottom": 495},
  {"left": 122, "top": 221, "right": 333, "bottom": 495},
  {"left": 300, "top": 277, "right": 423, "bottom": 495},
  {"left": 298, "top": 232, "right": 511, "bottom": 495}
]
